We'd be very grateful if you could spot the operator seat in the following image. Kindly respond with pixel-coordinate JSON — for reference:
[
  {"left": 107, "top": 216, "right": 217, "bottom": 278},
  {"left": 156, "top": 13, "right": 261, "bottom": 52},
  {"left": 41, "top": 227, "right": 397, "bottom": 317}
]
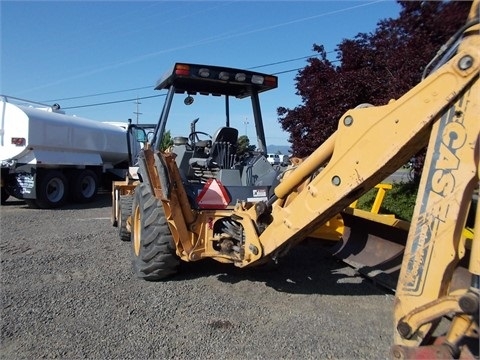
[
  {"left": 188, "top": 126, "right": 238, "bottom": 171},
  {"left": 208, "top": 127, "right": 238, "bottom": 169}
]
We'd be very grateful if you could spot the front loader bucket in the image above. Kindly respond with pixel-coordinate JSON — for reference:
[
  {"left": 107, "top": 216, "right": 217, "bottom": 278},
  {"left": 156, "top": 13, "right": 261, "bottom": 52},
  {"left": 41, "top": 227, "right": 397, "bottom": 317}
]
[
  {"left": 324, "top": 209, "right": 473, "bottom": 293},
  {"left": 327, "top": 210, "right": 409, "bottom": 291}
]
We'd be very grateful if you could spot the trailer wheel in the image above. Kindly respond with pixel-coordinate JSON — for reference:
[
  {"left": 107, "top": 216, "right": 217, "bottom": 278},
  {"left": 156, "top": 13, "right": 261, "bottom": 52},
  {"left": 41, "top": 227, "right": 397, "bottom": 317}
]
[
  {"left": 118, "top": 194, "right": 133, "bottom": 241},
  {"left": 71, "top": 169, "right": 98, "bottom": 203},
  {"left": 131, "top": 183, "right": 179, "bottom": 280},
  {"left": 36, "top": 170, "right": 68, "bottom": 209}
]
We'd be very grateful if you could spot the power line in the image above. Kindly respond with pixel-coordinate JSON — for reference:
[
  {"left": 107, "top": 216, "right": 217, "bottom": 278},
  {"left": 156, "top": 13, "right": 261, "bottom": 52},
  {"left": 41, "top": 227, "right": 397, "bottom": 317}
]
[
  {"left": 273, "top": 68, "right": 304, "bottom": 75},
  {"left": 31, "top": 0, "right": 385, "bottom": 101},
  {"left": 60, "top": 66, "right": 306, "bottom": 110},
  {"left": 42, "top": 85, "right": 153, "bottom": 102},
  {"left": 58, "top": 60, "right": 335, "bottom": 110},
  {"left": 247, "top": 54, "right": 322, "bottom": 70},
  {"left": 45, "top": 52, "right": 333, "bottom": 105},
  {"left": 46, "top": 53, "right": 322, "bottom": 106},
  {"left": 62, "top": 94, "right": 165, "bottom": 110}
]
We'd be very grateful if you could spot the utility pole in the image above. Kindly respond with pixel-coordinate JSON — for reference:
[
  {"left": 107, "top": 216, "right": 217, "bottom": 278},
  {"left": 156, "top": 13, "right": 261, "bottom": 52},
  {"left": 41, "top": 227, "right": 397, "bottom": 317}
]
[
  {"left": 243, "top": 117, "right": 249, "bottom": 137},
  {"left": 133, "top": 96, "right": 142, "bottom": 125}
]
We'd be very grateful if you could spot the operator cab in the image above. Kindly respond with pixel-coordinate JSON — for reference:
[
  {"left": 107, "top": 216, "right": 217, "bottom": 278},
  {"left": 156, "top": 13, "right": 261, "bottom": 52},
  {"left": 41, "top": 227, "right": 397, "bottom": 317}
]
[{"left": 151, "top": 63, "right": 280, "bottom": 209}]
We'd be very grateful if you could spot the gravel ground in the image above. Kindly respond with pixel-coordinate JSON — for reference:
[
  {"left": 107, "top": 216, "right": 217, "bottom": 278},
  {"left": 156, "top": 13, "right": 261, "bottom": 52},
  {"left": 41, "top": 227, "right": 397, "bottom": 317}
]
[{"left": 1, "top": 193, "right": 395, "bottom": 359}]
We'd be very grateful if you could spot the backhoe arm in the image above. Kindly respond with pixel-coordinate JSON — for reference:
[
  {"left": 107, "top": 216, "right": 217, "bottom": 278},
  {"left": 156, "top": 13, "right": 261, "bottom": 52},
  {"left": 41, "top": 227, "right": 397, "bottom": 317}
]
[{"left": 245, "top": 29, "right": 479, "bottom": 260}]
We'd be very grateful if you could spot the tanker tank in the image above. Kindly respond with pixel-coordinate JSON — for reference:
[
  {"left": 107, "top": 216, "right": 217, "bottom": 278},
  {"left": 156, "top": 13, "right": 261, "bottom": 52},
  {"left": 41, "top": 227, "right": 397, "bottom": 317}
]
[{"left": 0, "top": 97, "right": 128, "bottom": 166}]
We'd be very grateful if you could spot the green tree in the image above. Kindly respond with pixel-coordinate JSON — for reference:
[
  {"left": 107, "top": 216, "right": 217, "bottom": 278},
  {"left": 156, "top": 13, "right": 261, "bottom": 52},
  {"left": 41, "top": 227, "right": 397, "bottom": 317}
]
[
  {"left": 236, "top": 135, "right": 256, "bottom": 160},
  {"left": 160, "top": 130, "right": 174, "bottom": 151}
]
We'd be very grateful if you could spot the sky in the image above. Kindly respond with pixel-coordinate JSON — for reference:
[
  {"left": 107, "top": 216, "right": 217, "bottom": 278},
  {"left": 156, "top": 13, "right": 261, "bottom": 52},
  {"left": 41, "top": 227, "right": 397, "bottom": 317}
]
[{"left": 1, "top": 0, "right": 401, "bottom": 146}]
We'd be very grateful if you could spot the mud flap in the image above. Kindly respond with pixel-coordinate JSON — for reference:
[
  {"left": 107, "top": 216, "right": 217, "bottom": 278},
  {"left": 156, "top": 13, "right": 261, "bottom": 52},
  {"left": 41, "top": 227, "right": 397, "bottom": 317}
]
[{"left": 8, "top": 169, "right": 37, "bottom": 200}]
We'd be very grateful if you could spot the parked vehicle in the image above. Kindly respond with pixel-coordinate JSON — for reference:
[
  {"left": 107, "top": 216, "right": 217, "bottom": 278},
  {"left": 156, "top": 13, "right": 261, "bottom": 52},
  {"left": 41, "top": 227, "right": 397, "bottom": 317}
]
[
  {"left": 0, "top": 95, "right": 148, "bottom": 208},
  {"left": 266, "top": 153, "right": 280, "bottom": 165}
]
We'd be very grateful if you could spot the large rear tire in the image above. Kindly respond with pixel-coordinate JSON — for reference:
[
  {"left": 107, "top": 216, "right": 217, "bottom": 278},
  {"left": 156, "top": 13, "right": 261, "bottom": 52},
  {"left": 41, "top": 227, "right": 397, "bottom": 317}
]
[
  {"left": 71, "top": 169, "right": 98, "bottom": 203},
  {"left": 36, "top": 170, "right": 68, "bottom": 209},
  {"left": 118, "top": 194, "right": 133, "bottom": 241},
  {"left": 131, "top": 183, "right": 179, "bottom": 280}
]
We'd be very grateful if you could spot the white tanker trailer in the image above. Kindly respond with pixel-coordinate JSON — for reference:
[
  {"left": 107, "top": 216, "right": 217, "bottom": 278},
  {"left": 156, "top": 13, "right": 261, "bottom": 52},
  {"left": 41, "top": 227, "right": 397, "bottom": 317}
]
[{"left": 0, "top": 95, "right": 147, "bottom": 208}]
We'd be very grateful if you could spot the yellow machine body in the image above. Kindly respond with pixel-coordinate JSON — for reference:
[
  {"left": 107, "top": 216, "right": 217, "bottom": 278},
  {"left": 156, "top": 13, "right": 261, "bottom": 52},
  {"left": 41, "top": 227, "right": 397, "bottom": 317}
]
[{"left": 114, "top": 5, "right": 479, "bottom": 357}]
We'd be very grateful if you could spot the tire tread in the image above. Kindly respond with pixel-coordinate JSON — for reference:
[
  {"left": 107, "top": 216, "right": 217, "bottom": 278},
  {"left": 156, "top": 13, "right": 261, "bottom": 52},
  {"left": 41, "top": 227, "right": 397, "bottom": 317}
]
[{"left": 131, "top": 183, "right": 179, "bottom": 280}]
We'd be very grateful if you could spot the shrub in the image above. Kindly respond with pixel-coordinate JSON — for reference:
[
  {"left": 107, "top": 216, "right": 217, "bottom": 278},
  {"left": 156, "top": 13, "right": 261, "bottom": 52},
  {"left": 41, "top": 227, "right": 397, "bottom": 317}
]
[{"left": 356, "top": 182, "right": 418, "bottom": 222}]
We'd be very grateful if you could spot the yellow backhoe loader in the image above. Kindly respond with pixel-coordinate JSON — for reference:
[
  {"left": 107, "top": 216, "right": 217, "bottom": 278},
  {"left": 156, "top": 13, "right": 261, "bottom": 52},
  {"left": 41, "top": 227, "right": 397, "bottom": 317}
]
[{"left": 112, "top": 2, "right": 479, "bottom": 357}]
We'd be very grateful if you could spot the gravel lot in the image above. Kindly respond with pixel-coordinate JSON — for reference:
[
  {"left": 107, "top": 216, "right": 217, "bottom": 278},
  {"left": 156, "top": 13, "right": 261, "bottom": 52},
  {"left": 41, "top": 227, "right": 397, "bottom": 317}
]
[{"left": 1, "top": 193, "right": 394, "bottom": 359}]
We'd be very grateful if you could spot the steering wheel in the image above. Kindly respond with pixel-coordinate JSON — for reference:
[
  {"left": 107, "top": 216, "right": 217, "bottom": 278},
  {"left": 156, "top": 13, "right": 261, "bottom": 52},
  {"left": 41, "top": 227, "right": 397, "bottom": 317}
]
[{"left": 188, "top": 131, "right": 212, "bottom": 145}]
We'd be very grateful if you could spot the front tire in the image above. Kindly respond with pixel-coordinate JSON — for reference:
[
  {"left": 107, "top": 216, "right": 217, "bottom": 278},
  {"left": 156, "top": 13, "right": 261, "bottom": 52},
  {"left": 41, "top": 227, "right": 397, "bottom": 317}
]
[
  {"left": 131, "top": 183, "right": 179, "bottom": 280},
  {"left": 118, "top": 194, "right": 133, "bottom": 241}
]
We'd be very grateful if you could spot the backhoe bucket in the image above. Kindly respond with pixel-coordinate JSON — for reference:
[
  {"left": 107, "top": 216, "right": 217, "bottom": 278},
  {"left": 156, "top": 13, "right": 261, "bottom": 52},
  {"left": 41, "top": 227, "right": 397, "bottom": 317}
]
[
  {"left": 327, "top": 210, "right": 409, "bottom": 291},
  {"left": 323, "top": 207, "right": 473, "bottom": 292}
]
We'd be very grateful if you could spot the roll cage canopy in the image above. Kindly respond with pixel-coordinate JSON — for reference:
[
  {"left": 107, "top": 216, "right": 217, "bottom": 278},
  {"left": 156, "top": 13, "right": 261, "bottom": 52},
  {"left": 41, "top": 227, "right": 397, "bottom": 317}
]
[{"left": 154, "top": 63, "right": 278, "bottom": 98}]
